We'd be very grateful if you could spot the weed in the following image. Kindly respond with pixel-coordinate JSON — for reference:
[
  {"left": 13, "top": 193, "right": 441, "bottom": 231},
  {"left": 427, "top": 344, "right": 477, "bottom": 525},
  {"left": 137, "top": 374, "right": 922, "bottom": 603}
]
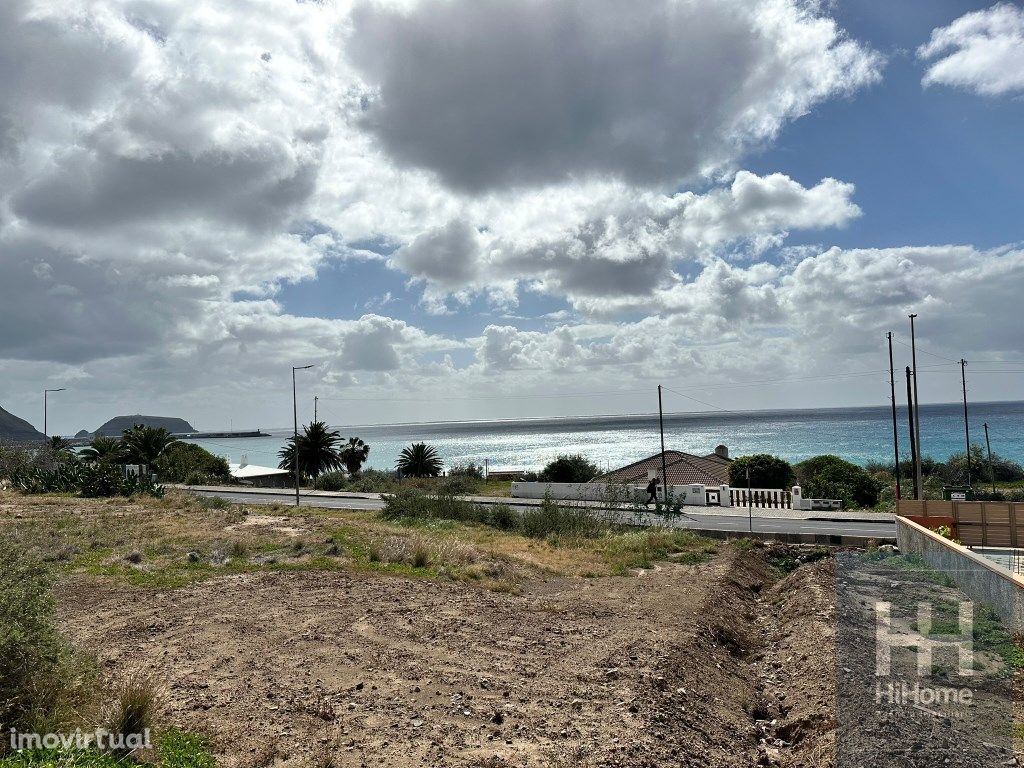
[
  {"left": 105, "top": 673, "right": 161, "bottom": 745},
  {"left": 228, "top": 541, "right": 248, "bottom": 560}
]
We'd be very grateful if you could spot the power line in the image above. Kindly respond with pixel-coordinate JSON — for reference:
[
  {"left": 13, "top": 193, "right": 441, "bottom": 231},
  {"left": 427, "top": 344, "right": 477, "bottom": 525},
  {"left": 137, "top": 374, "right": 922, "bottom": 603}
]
[{"left": 892, "top": 337, "right": 960, "bottom": 363}]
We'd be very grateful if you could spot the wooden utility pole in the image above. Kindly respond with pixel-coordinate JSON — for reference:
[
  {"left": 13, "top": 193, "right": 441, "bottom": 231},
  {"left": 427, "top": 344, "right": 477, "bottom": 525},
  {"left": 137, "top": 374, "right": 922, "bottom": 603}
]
[
  {"left": 887, "top": 333, "right": 902, "bottom": 499},
  {"left": 984, "top": 422, "right": 997, "bottom": 495},
  {"left": 658, "top": 385, "right": 669, "bottom": 505},
  {"left": 960, "top": 359, "right": 971, "bottom": 486},
  {"left": 908, "top": 315, "right": 924, "bottom": 496},
  {"left": 905, "top": 366, "right": 919, "bottom": 500}
]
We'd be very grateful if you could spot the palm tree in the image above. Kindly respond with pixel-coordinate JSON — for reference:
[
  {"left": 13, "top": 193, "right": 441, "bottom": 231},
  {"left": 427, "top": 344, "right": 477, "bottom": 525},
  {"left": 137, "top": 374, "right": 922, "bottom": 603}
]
[
  {"left": 48, "top": 435, "right": 71, "bottom": 452},
  {"left": 122, "top": 424, "right": 178, "bottom": 466},
  {"left": 396, "top": 442, "right": 443, "bottom": 478},
  {"left": 277, "top": 421, "right": 342, "bottom": 480},
  {"left": 79, "top": 436, "right": 126, "bottom": 463},
  {"left": 339, "top": 437, "right": 370, "bottom": 475}
]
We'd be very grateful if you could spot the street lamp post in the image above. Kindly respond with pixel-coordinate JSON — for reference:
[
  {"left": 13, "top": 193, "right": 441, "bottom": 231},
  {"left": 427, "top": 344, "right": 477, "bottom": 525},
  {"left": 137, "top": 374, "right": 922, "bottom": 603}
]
[
  {"left": 292, "top": 365, "right": 315, "bottom": 507},
  {"left": 43, "top": 388, "right": 67, "bottom": 439}
]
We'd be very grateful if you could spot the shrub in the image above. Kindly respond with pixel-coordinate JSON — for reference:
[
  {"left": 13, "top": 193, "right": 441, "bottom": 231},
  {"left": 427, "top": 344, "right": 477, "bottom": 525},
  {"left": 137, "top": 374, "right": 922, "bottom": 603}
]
[
  {"left": 728, "top": 454, "right": 794, "bottom": 490},
  {"left": 520, "top": 497, "right": 604, "bottom": 540},
  {"left": 154, "top": 443, "right": 230, "bottom": 484},
  {"left": 314, "top": 470, "right": 349, "bottom": 492},
  {"left": 487, "top": 504, "right": 520, "bottom": 531},
  {"left": 795, "top": 455, "right": 882, "bottom": 508},
  {"left": 380, "top": 487, "right": 481, "bottom": 524},
  {"left": 345, "top": 469, "right": 399, "bottom": 493},
  {"left": 449, "top": 463, "right": 484, "bottom": 479},
  {"left": 538, "top": 455, "right": 600, "bottom": 484},
  {"left": 437, "top": 474, "right": 483, "bottom": 495},
  {"left": 0, "top": 541, "right": 91, "bottom": 733}
]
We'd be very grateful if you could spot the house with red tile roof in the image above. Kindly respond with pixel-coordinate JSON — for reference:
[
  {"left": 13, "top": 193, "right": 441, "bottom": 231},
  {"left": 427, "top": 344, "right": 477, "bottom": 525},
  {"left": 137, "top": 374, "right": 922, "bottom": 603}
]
[{"left": 594, "top": 445, "right": 732, "bottom": 487}]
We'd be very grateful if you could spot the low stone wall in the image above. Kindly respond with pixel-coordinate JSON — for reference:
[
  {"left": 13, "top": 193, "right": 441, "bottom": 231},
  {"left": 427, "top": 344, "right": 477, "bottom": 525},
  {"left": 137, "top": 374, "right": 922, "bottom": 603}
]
[
  {"left": 510, "top": 481, "right": 646, "bottom": 503},
  {"left": 896, "top": 517, "right": 1024, "bottom": 631}
]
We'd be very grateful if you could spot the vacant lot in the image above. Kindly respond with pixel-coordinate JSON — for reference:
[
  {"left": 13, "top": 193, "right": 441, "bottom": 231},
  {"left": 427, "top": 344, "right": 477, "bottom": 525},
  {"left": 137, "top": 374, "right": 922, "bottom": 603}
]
[{"left": 4, "top": 490, "right": 1014, "bottom": 767}]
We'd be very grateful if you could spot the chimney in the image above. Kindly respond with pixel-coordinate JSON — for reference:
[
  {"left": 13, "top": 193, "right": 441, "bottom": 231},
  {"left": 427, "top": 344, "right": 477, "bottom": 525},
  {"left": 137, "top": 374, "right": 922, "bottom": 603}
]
[
  {"left": 714, "top": 445, "right": 729, "bottom": 460},
  {"left": 240, "top": 454, "right": 248, "bottom": 468}
]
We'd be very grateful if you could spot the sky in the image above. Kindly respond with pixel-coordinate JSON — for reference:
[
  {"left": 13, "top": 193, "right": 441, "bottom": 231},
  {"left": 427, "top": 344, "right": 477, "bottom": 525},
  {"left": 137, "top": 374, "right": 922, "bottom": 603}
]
[{"left": 1, "top": 0, "right": 1023, "bottom": 434}]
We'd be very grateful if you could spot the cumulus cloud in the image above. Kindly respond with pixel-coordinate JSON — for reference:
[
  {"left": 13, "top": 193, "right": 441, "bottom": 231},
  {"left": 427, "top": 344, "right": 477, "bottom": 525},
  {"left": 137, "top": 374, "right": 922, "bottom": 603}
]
[
  {"left": 390, "top": 172, "right": 860, "bottom": 308},
  {"left": 348, "top": 0, "right": 882, "bottom": 191},
  {"left": 919, "top": 3, "right": 1024, "bottom": 95},
  {"left": 11, "top": 0, "right": 1017, "bottom": 430},
  {"left": 468, "top": 245, "right": 1024, "bottom": 380}
]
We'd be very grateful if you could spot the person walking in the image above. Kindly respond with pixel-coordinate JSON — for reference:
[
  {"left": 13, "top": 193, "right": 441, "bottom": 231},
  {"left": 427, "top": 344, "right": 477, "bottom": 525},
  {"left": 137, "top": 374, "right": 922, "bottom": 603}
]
[{"left": 645, "top": 476, "right": 659, "bottom": 505}]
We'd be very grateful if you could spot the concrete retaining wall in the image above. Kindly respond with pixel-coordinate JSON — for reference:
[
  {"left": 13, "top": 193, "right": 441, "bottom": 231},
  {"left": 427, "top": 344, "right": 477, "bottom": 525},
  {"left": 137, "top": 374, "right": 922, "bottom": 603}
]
[
  {"left": 896, "top": 517, "right": 1024, "bottom": 631},
  {"left": 509, "top": 481, "right": 717, "bottom": 505}
]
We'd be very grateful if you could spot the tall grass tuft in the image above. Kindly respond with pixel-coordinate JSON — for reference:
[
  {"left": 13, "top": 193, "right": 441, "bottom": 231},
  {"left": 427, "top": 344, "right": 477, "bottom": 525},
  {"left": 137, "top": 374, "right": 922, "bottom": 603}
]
[{"left": 105, "top": 673, "right": 160, "bottom": 745}]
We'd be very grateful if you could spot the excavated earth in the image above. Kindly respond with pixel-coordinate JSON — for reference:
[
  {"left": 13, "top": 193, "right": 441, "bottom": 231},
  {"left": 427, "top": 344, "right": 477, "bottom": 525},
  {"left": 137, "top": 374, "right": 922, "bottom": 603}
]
[{"left": 57, "top": 545, "right": 1019, "bottom": 767}]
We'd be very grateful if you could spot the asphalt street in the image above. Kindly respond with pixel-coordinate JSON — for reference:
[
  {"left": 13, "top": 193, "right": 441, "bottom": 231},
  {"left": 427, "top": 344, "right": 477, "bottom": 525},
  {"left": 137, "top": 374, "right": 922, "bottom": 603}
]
[{"left": 184, "top": 486, "right": 897, "bottom": 542}]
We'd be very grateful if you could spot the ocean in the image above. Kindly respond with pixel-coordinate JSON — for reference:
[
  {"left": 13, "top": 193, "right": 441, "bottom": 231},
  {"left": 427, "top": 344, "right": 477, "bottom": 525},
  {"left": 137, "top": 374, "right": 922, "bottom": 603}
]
[{"left": 186, "top": 400, "right": 1024, "bottom": 474}]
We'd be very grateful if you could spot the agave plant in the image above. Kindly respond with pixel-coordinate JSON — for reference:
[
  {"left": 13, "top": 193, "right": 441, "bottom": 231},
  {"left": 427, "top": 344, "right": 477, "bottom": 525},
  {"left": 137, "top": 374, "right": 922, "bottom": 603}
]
[
  {"left": 339, "top": 437, "right": 371, "bottom": 475},
  {"left": 396, "top": 442, "right": 443, "bottom": 478},
  {"left": 277, "top": 421, "right": 342, "bottom": 480}
]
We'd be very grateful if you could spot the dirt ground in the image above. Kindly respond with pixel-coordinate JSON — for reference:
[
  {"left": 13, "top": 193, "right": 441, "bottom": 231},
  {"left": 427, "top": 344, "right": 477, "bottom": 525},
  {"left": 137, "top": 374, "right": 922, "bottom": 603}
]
[
  {"left": 12, "top": 492, "right": 1018, "bottom": 767},
  {"left": 55, "top": 546, "right": 840, "bottom": 768}
]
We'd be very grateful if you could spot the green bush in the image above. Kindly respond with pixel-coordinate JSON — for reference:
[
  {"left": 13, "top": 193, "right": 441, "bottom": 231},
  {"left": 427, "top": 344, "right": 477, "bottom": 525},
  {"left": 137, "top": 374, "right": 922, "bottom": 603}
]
[
  {"left": 487, "top": 504, "right": 520, "bottom": 531},
  {"left": 795, "top": 455, "right": 882, "bottom": 508},
  {"left": 728, "top": 454, "right": 794, "bottom": 490},
  {"left": 0, "top": 541, "right": 92, "bottom": 733},
  {"left": 520, "top": 497, "right": 604, "bottom": 540},
  {"left": 345, "top": 469, "right": 400, "bottom": 493},
  {"left": 449, "top": 463, "right": 484, "bottom": 479},
  {"left": 379, "top": 488, "right": 481, "bottom": 524},
  {"left": 154, "top": 443, "right": 230, "bottom": 484},
  {"left": 313, "top": 470, "right": 349, "bottom": 491},
  {"left": 437, "top": 474, "right": 483, "bottom": 495},
  {"left": 538, "top": 455, "right": 600, "bottom": 484}
]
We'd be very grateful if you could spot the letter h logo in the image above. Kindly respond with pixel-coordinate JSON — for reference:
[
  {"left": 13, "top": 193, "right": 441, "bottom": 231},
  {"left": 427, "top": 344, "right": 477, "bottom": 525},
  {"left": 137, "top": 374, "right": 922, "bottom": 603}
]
[{"left": 876, "top": 601, "right": 974, "bottom": 677}]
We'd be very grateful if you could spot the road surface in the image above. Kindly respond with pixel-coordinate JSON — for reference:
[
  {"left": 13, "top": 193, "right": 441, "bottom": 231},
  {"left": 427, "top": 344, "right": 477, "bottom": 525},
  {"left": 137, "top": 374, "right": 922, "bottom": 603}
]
[{"left": 182, "top": 486, "right": 897, "bottom": 543}]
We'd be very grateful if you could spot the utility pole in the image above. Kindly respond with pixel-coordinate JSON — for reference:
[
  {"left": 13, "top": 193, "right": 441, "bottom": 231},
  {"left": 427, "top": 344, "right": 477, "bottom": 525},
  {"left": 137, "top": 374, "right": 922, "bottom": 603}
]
[
  {"left": 908, "top": 314, "right": 923, "bottom": 496},
  {"left": 747, "top": 466, "right": 752, "bottom": 533},
  {"left": 960, "top": 359, "right": 971, "bottom": 486},
  {"left": 43, "top": 388, "right": 66, "bottom": 439},
  {"left": 887, "top": 332, "right": 902, "bottom": 499},
  {"left": 905, "top": 366, "right": 919, "bottom": 500},
  {"left": 292, "top": 365, "right": 315, "bottom": 506},
  {"left": 657, "top": 385, "right": 669, "bottom": 505},
  {"left": 314, "top": 394, "right": 319, "bottom": 423},
  {"left": 984, "top": 422, "right": 996, "bottom": 495}
]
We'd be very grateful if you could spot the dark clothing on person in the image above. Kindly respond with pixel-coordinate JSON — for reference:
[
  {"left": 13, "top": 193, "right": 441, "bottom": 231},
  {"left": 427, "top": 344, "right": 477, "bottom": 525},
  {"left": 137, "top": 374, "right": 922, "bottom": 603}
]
[{"left": 646, "top": 478, "right": 659, "bottom": 504}]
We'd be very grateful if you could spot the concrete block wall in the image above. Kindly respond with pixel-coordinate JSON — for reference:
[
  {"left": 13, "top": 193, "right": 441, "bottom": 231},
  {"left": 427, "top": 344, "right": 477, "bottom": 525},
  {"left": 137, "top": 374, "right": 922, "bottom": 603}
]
[{"left": 896, "top": 517, "right": 1024, "bottom": 632}]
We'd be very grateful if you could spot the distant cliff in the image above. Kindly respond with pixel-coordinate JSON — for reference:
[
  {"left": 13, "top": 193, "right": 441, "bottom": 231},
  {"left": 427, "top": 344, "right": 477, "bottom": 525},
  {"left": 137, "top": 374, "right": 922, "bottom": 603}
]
[
  {"left": 93, "top": 415, "right": 196, "bottom": 437},
  {"left": 0, "top": 404, "right": 45, "bottom": 442}
]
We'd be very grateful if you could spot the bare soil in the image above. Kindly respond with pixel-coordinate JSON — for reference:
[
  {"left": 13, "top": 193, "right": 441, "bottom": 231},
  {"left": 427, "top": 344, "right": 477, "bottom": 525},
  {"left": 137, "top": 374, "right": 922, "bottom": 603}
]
[{"left": 57, "top": 547, "right": 840, "bottom": 768}]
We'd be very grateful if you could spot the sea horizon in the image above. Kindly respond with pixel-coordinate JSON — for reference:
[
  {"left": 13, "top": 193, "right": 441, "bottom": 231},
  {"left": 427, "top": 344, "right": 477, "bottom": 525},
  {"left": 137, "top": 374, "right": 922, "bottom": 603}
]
[{"left": 186, "top": 399, "right": 1024, "bottom": 474}]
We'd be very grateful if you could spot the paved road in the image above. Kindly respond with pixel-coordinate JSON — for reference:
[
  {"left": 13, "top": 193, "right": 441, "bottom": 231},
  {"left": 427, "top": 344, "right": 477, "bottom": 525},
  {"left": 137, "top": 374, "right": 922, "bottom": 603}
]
[{"left": 185, "top": 487, "right": 896, "bottom": 542}]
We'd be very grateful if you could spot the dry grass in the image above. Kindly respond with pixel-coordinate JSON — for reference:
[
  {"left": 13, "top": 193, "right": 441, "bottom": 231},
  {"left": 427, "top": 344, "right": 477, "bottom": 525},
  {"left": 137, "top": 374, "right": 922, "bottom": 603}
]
[
  {"left": 105, "top": 672, "right": 162, "bottom": 740},
  {"left": 0, "top": 489, "right": 712, "bottom": 591}
]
